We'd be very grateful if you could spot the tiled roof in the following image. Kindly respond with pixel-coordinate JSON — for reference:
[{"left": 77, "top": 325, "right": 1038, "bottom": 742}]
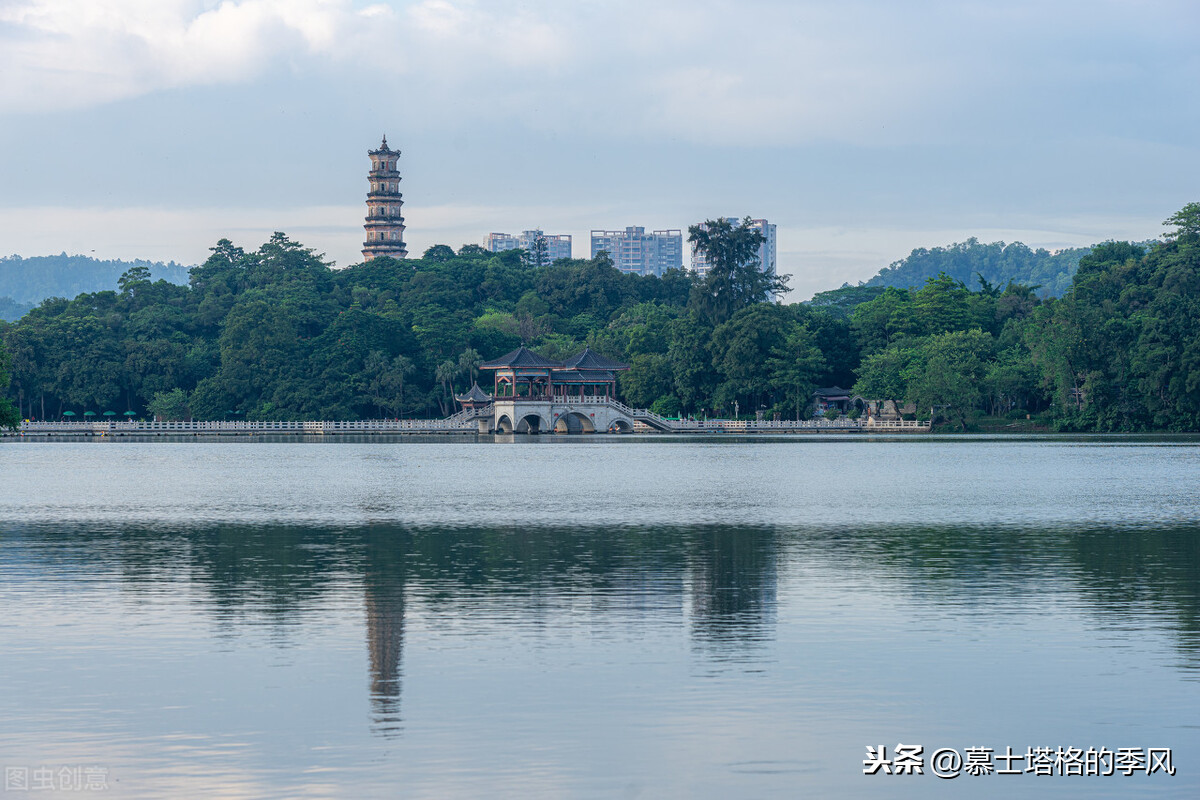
[
  {"left": 455, "top": 382, "right": 494, "bottom": 402},
  {"left": 480, "top": 346, "right": 565, "bottom": 369},
  {"left": 561, "top": 347, "right": 628, "bottom": 371}
]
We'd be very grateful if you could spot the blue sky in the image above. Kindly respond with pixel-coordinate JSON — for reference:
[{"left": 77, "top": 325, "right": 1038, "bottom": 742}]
[{"left": 1, "top": 0, "right": 1197, "bottom": 298}]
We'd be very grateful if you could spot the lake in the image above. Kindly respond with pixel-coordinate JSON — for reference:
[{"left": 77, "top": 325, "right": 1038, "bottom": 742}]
[{"left": 1, "top": 435, "right": 1197, "bottom": 798}]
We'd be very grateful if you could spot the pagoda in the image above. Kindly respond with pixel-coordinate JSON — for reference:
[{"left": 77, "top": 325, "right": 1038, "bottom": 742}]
[{"left": 362, "top": 136, "right": 408, "bottom": 261}]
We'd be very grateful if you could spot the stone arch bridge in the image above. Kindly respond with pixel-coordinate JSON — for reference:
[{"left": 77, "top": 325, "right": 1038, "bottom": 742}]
[{"left": 487, "top": 397, "right": 639, "bottom": 434}]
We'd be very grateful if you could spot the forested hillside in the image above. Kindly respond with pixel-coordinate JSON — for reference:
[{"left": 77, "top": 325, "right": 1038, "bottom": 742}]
[
  {"left": 0, "top": 253, "right": 190, "bottom": 309},
  {"left": 865, "top": 238, "right": 1092, "bottom": 296},
  {"left": 3, "top": 204, "right": 1199, "bottom": 432},
  {"left": 0, "top": 296, "right": 32, "bottom": 322},
  {"left": 1, "top": 223, "right": 846, "bottom": 422}
]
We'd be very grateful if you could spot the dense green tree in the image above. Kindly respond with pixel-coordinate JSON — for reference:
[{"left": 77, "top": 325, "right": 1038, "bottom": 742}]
[
  {"left": 853, "top": 344, "right": 913, "bottom": 406},
  {"left": 666, "top": 313, "right": 718, "bottom": 414},
  {"left": 0, "top": 336, "right": 21, "bottom": 428},
  {"left": 768, "top": 323, "right": 826, "bottom": 420},
  {"left": 912, "top": 273, "right": 973, "bottom": 336},
  {"left": 687, "top": 217, "right": 788, "bottom": 326},
  {"left": 1164, "top": 203, "right": 1200, "bottom": 241},
  {"left": 521, "top": 234, "right": 551, "bottom": 270},
  {"left": 422, "top": 244, "right": 456, "bottom": 262},
  {"left": 7, "top": 203, "right": 1200, "bottom": 431},
  {"left": 902, "top": 329, "right": 994, "bottom": 427},
  {"left": 710, "top": 304, "right": 797, "bottom": 414},
  {"left": 147, "top": 388, "right": 190, "bottom": 421},
  {"left": 850, "top": 286, "right": 919, "bottom": 355}
]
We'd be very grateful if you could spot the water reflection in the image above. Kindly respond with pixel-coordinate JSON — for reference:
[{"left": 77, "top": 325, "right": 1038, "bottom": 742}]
[
  {"left": 689, "top": 528, "right": 778, "bottom": 653},
  {"left": 2, "top": 521, "right": 1199, "bottom": 747},
  {"left": 363, "top": 528, "right": 408, "bottom": 735}
]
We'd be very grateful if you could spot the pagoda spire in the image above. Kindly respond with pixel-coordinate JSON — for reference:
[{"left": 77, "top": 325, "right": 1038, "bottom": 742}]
[{"left": 362, "top": 136, "right": 407, "bottom": 262}]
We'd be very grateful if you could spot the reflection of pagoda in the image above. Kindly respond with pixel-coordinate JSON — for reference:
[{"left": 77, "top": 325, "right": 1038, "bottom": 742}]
[{"left": 364, "top": 577, "right": 405, "bottom": 734}]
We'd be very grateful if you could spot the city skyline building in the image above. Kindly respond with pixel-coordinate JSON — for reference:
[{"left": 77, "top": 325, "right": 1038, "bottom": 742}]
[
  {"left": 589, "top": 227, "right": 683, "bottom": 277},
  {"left": 361, "top": 137, "right": 408, "bottom": 262},
  {"left": 689, "top": 218, "right": 777, "bottom": 283},
  {"left": 485, "top": 230, "right": 572, "bottom": 263}
]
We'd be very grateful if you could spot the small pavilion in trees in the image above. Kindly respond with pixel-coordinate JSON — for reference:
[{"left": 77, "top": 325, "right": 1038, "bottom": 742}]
[
  {"left": 478, "top": 347, "right": 628, "bottom": 401},
  {"left": 454, "top": 383, "right": 493, "bottom": 411}
]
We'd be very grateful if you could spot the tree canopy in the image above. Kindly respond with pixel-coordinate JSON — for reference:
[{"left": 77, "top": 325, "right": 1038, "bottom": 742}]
[{"left": 6, "top": 203, "right": 1200, "bottom": 432}]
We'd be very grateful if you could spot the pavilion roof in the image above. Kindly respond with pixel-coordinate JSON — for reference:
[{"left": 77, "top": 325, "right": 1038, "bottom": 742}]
[
  {"left": 812, "top": 386, "right": 851, "bottom": 398},
  {"left": 561, "top": 347, "right": 628, "bottom": 371},
  {"left": 479, "top": 346, "right": 564, "bottom": 370},
  {"left": 455, "top": 382, "right": 494, "bottom": 402}
]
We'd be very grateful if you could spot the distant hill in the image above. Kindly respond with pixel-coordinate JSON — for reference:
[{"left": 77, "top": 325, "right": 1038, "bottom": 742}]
[
  {"left": 0, "top": 296, "right": 34, "bottom": 323},
  {"left": 0, "top": 253, "right": 192, "bottom": 311},
  {"left": 864, "top": 238, "right": 1092, "bottom": 297},
  {"left": 806, "top": 285, "right": 887, "bottom": 319}
]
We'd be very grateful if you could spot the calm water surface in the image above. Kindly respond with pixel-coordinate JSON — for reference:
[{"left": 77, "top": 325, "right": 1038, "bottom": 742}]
[{"left": 2, "top": 435, "right": 1198, "bottom": 798}]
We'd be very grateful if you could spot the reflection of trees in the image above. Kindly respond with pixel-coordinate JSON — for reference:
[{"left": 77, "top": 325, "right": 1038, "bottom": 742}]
[
  {"left": 688, "top": 527, "right": 778, "bottom": 652},
  {"left": 1068, "top": 528, "right": 1200, "bottom": 656},
  {"left": 9, "top": 520, "right": 1199, "bottom": 731},
  {"left": 823, "top": 524, "right": 1200, "bottom": 664}
]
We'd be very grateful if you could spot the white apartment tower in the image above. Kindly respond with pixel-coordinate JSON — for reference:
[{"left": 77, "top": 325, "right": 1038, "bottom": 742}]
[
  {"left": 485, "top": 230, "right": 572, "bottom": 263},
  {"left": 589, "top": 227, "right": 683, "bottom": 277}
]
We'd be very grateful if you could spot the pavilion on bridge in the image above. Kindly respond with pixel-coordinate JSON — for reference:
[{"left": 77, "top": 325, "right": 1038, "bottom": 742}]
[{"left": 477, "top": 346, "right": 628, "bottom": 402}]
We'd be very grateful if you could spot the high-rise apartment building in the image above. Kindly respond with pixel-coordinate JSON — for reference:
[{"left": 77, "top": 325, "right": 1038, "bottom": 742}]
[
  {"left": 689, "top": 217, "right": 777, "bottom": 282},
  {"left": 361, "top": 136, "right": 407, "bottom": 262},
  {"left": 589, "top": 227, "right": 683, "bottom": 277},
  {"left": 485, "top": 230, "right": 572, "bottom": 263}
]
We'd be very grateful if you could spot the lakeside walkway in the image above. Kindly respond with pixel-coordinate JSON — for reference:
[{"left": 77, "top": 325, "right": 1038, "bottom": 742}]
[{"left": 12, "top": 412, "right": 931, "bottom": 437}]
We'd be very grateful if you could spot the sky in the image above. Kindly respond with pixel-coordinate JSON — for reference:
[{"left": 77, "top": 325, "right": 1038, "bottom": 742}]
[{"left": 0, "top": 0, "right": 1198, "bottom": 300}]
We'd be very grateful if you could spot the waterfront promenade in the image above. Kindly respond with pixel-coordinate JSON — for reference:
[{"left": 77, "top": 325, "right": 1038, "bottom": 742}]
[{"left": 12, "top": 408, "right": 931, "bottom": 437}]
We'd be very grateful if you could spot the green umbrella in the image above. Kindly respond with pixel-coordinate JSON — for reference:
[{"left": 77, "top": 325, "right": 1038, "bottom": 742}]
[
  {"left": 103, "top": 411, "right": 116, "bottom": 417},
  {"left": 123, "top": 411, "right": 137, "bottom": 417},
  {"left": 62, "top": 411, "right": 76, "bottom": 417},
  {"left": 83, "top": 411, "right": 96, "bottom": 417}
]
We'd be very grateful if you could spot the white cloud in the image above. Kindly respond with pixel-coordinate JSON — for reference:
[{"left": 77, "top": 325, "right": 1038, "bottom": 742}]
[
  {"left": 1, "top": 0, "right": 1196, "bottom": 148},
  {"left": 0, "top": 0, "right": 376, "bottom": 111}
]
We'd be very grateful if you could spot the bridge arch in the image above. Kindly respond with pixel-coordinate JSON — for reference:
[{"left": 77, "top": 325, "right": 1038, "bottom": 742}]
[
  {"left": 515, "top": 413, "right": 548, "bottom": 434},
  {"left": 608, "top": 418, "right": 633, "bottom": 433},
  {"left": 495, "top": 414, "right": 513, "bottom": 434},
  {"left": 554, "top": 411, "right": 596, "bottom": 434}
]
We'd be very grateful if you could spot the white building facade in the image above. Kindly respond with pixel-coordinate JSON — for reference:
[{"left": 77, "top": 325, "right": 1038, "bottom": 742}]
[
  {"left": 589, "top": 227, "right": 683, "bottom": 277},
  {"left": 486, "top": 230, "right": 572, "bottom": 262}
]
